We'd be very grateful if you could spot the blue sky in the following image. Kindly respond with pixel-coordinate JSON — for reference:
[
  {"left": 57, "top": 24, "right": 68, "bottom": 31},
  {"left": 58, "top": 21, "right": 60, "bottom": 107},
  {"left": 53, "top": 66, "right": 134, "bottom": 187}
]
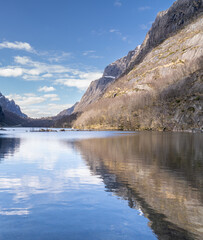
[{"left": 0, "top": 0, "right": 175, "bottom": 118}]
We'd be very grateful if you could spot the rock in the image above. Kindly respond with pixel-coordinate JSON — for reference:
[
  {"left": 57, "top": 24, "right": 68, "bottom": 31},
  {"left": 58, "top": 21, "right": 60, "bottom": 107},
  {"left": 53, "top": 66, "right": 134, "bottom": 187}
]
[{"left": 73, "top": 0, "right": 203, "bottom": 131}]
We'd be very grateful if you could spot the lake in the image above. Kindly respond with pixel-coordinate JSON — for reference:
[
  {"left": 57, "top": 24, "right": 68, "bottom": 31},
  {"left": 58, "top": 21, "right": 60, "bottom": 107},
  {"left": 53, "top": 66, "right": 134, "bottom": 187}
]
[{"left": 0, "top": 128, "right": 202, "bottom": 240}]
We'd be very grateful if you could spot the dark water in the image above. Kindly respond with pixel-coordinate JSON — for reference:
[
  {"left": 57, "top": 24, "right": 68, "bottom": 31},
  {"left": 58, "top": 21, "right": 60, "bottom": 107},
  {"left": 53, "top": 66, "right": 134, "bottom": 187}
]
[{"left": 0, "top": 129, "right": 202, "bottom": 240}]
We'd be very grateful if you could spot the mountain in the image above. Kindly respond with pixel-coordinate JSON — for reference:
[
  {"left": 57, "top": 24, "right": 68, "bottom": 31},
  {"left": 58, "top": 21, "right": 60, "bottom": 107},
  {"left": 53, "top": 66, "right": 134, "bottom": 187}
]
[
  {"left": 57, "top": 102, "right": 79, "bottom": 118},
  {"left": 0, "top": 108, "right": 27, "bottom": 127},
  {"left": 73, "top": 0, "right": 203, "bottom": 131},
  {"left": 0, "top": 106, "right": 4, "bottom": 123},
  {"left": 0, "top": 92, "right": 27, "bottom": 118},
  {"left": 0, "top": 92, "right": 55, "bottom": 127},
  {"left": 74, "top": 46, "right": 140, "bottom": 112}
]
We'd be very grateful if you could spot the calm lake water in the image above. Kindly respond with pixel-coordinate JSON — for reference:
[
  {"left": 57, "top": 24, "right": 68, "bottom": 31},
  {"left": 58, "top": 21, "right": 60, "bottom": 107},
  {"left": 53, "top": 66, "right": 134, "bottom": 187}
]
[{"left": 0, "top": 128, "right": 202, "bottom": 240}]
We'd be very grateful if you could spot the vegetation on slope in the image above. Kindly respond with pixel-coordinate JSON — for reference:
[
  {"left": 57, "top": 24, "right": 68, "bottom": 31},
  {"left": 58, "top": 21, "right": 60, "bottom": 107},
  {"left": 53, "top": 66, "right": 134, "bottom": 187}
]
[{"left": 73, "top": 7, "right": 203, "bottom": 131}]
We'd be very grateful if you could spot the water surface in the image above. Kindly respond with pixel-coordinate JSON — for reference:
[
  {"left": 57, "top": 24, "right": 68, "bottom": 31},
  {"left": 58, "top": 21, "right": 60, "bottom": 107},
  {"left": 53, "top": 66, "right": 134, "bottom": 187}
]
[{"left": 0, "top": 128, "right": 202, "bottom": 239}]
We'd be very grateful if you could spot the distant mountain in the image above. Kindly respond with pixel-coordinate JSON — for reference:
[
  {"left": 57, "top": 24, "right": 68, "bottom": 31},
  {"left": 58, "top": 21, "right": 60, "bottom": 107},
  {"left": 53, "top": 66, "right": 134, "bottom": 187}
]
[
  {"left": 0, "top": 92, "right": 27, "bottom": 118},
  {"left": 0, "top": 105, "right": 4, "bottom": 123},
  {"left": 0, "top": 108, "right": 27, "bottom": 127},
  {"left": 0, "top": 108, "right": 54, "bottom": 128},
  {"left": 0, "top": 92, "right": 55, "bottom": 127},
  {"left": 73, "top": 0, "right": 203, "bottom": 131},
  {"left": 57, "top": 102, "right": 79, "bottom": 118}
]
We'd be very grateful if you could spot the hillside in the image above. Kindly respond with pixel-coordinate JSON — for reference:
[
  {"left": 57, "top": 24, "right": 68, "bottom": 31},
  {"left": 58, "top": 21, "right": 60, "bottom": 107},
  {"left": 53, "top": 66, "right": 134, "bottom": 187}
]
[
  {"left": 73, "top": 0, "right": 203, "bottom": 131},
  {"left": 0, "top": 108, "right": 28, "bottom": 127}
]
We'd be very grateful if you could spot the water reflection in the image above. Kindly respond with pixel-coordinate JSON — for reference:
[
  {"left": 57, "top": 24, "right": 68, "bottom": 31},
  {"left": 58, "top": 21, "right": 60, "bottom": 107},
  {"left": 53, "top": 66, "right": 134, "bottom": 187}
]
[
  {"left": 0, "top": 138, "right": 102, "bottom": 203},
  {"left": 75, "top": 132, "right": 203, "bottom": 240},
  {"left": 0, "top": 131, "right": 202, "bottom": 240},
  {"left": 0, "top": 136, "right": 21, "bottom": 160}
]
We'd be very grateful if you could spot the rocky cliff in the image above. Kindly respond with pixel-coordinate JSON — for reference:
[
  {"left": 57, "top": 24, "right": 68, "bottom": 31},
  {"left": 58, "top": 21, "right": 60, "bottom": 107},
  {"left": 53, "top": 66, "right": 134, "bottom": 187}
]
[
  {"left": 73, "top": 0, "right": 203, "bottom": 131},
  {"left": 0, "top": 92, "right": 27, "bottom": 118},
  {"left": 127, "top": 0, "right": 203, "bottom": 72}
]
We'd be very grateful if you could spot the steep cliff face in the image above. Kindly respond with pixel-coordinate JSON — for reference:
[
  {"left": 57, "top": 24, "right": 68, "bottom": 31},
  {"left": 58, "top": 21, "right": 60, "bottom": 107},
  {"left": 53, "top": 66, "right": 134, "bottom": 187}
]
[
  {"left": 0, "top": 92, "right": 27, "bottom": 118},
  {"left": 127, "top": 0, "right": 203, "bottom": 71},
  {"left": 74, "top": 0, "right": 203, "bottom": 131},
  {"left": 74, "top": 46, "right": 140, "bottom": 112}
]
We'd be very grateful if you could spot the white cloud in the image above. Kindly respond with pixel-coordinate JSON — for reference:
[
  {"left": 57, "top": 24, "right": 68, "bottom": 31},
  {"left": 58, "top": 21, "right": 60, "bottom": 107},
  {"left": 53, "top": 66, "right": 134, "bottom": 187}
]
[
  {"left": 14, "top": 56, "right": 30, "bottom": 65},
  {"left": 7, "top": 93, "right": 60, "bottom": 106},
  {"left": 0, "top": 41, "right": 34, "bottom": 52},
  {"left": 42, "top": 73, "right": 53, "bottom": 78},
  {"left": 0, "top": 67, "right": 24, "bottom": 77},
  {"left": 0, "top": 43, "right": 105, "bottom": 118},
  {"left": 1, "top": 53, "right": 104, "bottom": 117},
  {"left": 44, "top": 94, "right": 60, "bottom": 101},
  {"left": 6, "top": 94, "right": 45, "bottom": 106},
  {"left": 38, "top": 86, "right": 55, "bottom": 92},
  {"left": 55, "top": 71, "right": 102, "bottom": 90},
  {"left": 56, "top": 78, "right": 92, "bottom": 90},
  {"left": 44, "top": 94, "right": 57, "bottom": 98},
  {"left": 13, "top": 56, "right": 77, "bottom": 81},
  {"left": 14, "top": 56, "right": 103, "bottom": 90},
  {"left": 47, "top": 103, "right": 72, "bottom": 112},
  {"left": 26, "top": 68, "right": 42, "bottom": 76},
  {"left": 6, "top": 93, "right": 68, "bottom": 117},
  {"left": 22, "top": 75, "right": 44, "bottom": 81},
  {"left": 23, "top": 103, "right": 73, "bottom": 118}
]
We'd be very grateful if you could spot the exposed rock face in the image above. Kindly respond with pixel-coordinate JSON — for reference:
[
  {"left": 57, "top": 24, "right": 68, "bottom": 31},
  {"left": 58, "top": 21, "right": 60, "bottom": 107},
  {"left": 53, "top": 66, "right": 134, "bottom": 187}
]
[
  {"left": 74, "top": 0, "right": 203, "bottom": 131},
  {"left": 127, "top": 0, "right": 203, "bottom": 71},
  {"left": 74, "top": 46, "right": 140, "bottom": 112},
  {"left": 0, "top": 92, "right": 27, "bottom": 118},
  {"left": 57, "top": 102, "right": 79, "bottom": 118}
]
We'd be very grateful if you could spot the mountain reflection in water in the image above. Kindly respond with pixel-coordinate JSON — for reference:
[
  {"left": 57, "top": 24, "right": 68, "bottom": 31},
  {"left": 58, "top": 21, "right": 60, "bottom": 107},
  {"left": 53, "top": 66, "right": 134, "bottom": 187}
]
[
  {"left": 0, "top": 130, "right": 202, "bottom": 240},
  {"left": 75, "top": 132, "right": 203, "bottom": 240},
  {"left": 0, "top": 136, "right": 21, "bottom": 160}
]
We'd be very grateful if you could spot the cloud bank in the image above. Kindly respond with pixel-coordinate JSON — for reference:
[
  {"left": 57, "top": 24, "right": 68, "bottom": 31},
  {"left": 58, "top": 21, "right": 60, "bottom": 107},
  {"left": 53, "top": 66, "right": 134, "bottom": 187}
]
[{"left": 0, "top": 41, "right": 34, "bottom": 52}]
